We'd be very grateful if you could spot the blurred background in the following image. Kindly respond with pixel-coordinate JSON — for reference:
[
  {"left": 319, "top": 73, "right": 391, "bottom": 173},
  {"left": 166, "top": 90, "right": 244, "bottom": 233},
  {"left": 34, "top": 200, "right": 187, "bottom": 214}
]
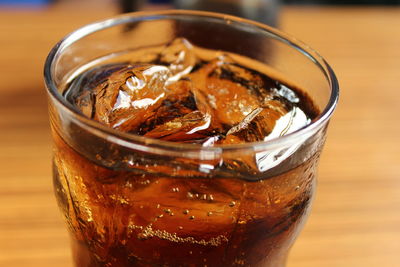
[
  {"left": 1, "top": 0, "right": 400, "bottom": 267},
  {"left": 1, "top": 0, "right": 399, "bottom": 28},
  {"left": 2, "top": 0, "right": 400, "bottom": 5},
  {"left": 1, "top": 0, "right": 399, "bottom": 29}
]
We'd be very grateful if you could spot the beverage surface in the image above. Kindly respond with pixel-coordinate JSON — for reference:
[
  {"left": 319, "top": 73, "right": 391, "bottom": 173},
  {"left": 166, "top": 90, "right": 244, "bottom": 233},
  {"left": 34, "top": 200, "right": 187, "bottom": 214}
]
[{"left": 64, "top": 38, "right": 319, "bottom": 145}]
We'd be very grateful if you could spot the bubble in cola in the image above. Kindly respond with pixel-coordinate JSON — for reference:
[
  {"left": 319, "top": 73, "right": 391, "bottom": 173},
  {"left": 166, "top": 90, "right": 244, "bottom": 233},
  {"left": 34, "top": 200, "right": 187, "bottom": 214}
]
[{"left": 54, "top": 38, "right": 322, "bottom": 266}]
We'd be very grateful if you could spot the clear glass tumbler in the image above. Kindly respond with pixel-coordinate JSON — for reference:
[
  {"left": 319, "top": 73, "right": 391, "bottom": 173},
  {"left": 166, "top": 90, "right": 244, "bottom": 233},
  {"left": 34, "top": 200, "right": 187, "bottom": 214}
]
[{"left": 44, "top": 10, "right": 338, "bottom": 267}]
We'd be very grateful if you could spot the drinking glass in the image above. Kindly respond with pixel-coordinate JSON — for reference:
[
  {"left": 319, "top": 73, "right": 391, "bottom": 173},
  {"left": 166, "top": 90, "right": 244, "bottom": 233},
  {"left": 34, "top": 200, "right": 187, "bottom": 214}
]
[{"left": 44, "top": 10, "right": 338, "bottom": 267}]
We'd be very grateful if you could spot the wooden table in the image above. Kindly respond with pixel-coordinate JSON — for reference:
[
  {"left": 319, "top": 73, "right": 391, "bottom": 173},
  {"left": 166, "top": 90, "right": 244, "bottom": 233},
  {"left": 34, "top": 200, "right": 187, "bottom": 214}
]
[{"left": 1, "top": 4, "right": 399, "bottom": 267}]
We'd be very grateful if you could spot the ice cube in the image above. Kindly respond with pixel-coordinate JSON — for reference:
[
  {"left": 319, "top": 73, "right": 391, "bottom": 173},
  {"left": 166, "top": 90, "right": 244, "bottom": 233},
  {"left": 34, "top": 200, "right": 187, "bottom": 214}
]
[
  {"left": 158, "top": 38, "right": 198, "bottom": 83},
  {"left": 132, "top": 79, "right": 215, "bottom": 139},
  {"left": 221, "top": 99, "right": 289, "bottom": 143},
  {"left": 143, "top": 111, "right": 212, "bottom": 142},
  {"left": 64, "top": 63, "right": 128, "bottom": 119},
  {"left": 188, "top": 55, "right": 281, "bottom": 133},
  {"left": 68, "top": 64, "right": 176, "bottom": 132},
  {"left": 264, "top": 106, "right": 310, "bottom": 141},
  {"left": 276, "top": 84, "right": 300, "bottom": 103},
  {"left": 255, "top": 107, "right": 311, "bottom": 171},
  {"left": 188, "top": 58, "right": 257, "bottom": 131}
]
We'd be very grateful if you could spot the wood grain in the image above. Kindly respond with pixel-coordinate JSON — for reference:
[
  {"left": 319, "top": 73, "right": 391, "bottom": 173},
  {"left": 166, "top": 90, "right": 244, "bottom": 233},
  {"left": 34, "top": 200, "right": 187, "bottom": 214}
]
[{"left": 0, "top": 5, "right": 399, "bottom": 267}]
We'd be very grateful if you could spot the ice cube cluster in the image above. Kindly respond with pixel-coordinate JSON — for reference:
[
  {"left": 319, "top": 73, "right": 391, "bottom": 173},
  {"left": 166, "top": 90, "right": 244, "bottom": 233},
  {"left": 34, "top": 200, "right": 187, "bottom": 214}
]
[{"left": 64, "top": 38, "right": 311, "bottom": 146}]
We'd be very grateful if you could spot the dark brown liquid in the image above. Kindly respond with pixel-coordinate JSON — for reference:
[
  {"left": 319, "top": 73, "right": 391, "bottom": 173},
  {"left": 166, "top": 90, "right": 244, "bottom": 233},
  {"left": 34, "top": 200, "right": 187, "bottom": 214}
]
[{"left": 52, "top": 39, "right": 322, "bottom": 266}]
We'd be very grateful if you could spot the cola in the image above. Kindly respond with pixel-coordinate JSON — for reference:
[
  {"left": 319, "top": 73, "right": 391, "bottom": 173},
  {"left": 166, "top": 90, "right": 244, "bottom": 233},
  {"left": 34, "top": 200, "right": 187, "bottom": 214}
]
[{"left": 52, "top": 38, "right": 323, "bottom": 267}]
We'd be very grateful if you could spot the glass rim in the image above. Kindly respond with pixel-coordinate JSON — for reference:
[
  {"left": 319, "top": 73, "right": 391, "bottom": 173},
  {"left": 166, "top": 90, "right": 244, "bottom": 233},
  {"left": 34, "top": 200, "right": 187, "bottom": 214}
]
[{"left": 44, "top": 9, "right": 339, "bottom": 156}]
